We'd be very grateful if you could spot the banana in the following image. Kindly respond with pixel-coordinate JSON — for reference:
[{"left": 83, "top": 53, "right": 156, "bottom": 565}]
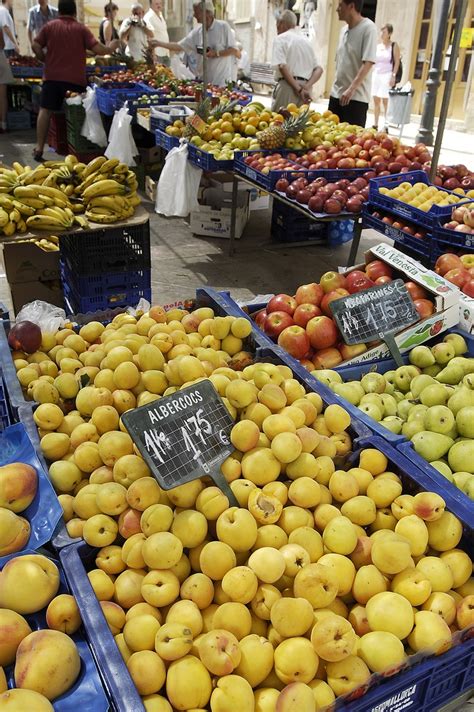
[
  {"left": 39, "top": 207, "right": 72, "bottom": 226},
  {"left": 37, "top": 194, "right": 55, "bottom": 207},
  {"left": 87, "top": 206, "right": 121, "bottom": 216},
  {"left": 85, "top": 211, "right": 118, "bottom": 224},
  {"left": 0, "top": 208, "right": 9, "bottom": 227},
  {"left": 115, "top": 162, "right": 128, "bottom": 174},
  {"left": 128, "top": 192, "right": 141, "bottom": 207},
  {"left": 42, "top": 172, "right": 59, "bottom": 187},
  {"left": 64, "top": 207, "right": 74, "bottom": 221},
  {"left": 89, "top": 195, "right": 126, "bottom": 210},
  {"left": 65, "top": 154, "right": 78, "bottom": 168},
  {"left": 9, "top": 208, "right": 21, "bottom": 223},
  {"left": 43, "top": 160, "right": 64, "bottom": 168},
  {"left": 13, "top": 162, "right": 24, "bottom": 175},
  {"left": 18, "top": 197, "right": 45, "bottom": 209},
  {"left": 2, "top": 221, "right": 15, "bottom": 236},
  {"left": 83, "top": 179, "right": 125, "bottom": 201},
  {"left": 73, "top": 215, "right": 89, "bottom": 228},
  {"left": 46, "top": 234, "right": 59, "bottom": 244},
  {"left": 12, "top": 200, "right": 35, "bottom": 217},
  {"left": 64, "top": 184, "right": 74, "bottom": 197},
  {"left": 70, "top": 202, "right": 85, "bottom": 213},
  {"left": 26, "top": 215, "right": 67, "bottom": 230},
  {"left": 22, "top": 167, "right": 50, "bottom": 185},
  {"left": 82, "top": 156, "right": 107, "bottom": 179},
  {"left": 73, "top": 162, "right": 86, "bottom": 174},
  {"left": 33, "top": 185, "right": 72, "bottom": 206},
  {"left": 0, "top": 195, "right": 13, "bottom": 210},
  {"left": 17, "top": 219, "right": 27, "bottom": 233},
  {"left": 76, "top": 171, "right": 101, "bottom": 194},
  {"left": 99, "top": 158, "right": 120, "bottom": 174},
  {"left": 38, "top": 238, "right": 59, "bottom": 251}
]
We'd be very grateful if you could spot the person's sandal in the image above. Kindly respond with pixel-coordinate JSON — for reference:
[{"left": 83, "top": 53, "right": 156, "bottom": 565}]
[{"left": 33, "top": 149, "right": 44, "bottom": 162}]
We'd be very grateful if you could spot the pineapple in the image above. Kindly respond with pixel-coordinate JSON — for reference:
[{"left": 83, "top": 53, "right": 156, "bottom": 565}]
[
  {"left": 182, "top": 97, "right": 212, "bottom": 139},
  {"left": 259, "top": 110, "right": 310, "bottom": 150}
]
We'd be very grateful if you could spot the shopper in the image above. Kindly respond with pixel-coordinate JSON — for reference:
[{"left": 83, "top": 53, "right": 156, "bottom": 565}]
[
  {"left": 271, "top": 10, "right": 322, "bottom": 110},
  {"left": 28, "top": 0, "right": 58, "bottom": 46},
  {"left": 0, "top": 0, "right": 19, "bottom": 58},
  {"left": 119, "top": 4, "right": 154, "bottom": 63},
  {"left": 32, "top": 0, "right": 120, "bottom": 161},
  {"left": 0, "top": 14, "right": 14, "bottom": 133},
  {"left": 371, "top": 23, "right": 400, "bottom": 131},
  {"left": 144, "top": 0, "right": 170, "bottom": 66},
  {"left": 150, "top": 0, "right": 240, "bottom": 88},
  {"left": 99, "top": 2, "right": 119, "bottom": 47},
  {"left": 328, "top": 0, "right": 377, "bottom": 127}
]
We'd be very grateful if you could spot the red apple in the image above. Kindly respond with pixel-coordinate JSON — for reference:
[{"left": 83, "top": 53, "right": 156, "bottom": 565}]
[
  {"left": 321, "top": 288, "right": 350, "bottom": 317},
  {"left": 7, "top": 321, "right": 42, "bottom": 354},
  {"left": 267, "top": 294, "right": 297, "bottom": 315},
  {"left": 375, "top": 275, "right": 392, "bottom": 285},
  {"left": 275, "top": 178, "right": 289, "bottom": 192},
  {"left": 414, "top": 299, "right": 435, "bottom": 318},
  {"left": 320, "top": 271, "right": 347, "bottom": 294},
  {"left": 339, "top": 342, "right": 368, "bottom": 361},
  {"left": 324, "top": 198, "right": 343, "bottom": 214},
  {"left": 295, "top": 282, "right": 324, "bottom": 306},
  {"left": 264, "top": 311, "right": 294, "bottom": 339},
  {"left": 346, "top": 275, "right": 376, "bottom": 294},
  {"left": 308, "top": 194, "right": 325, "bottom": 213},
  {"left": 404, "top": 281, "right": 429, "bottom": 300},
  {"left": 444, "top": 267, "right": 470, "bottom": 288},
  {"left": 312, "top": 347, "right": 343, "bottom": 369},
  {"left": 254, "top": 309, "right": 267, "bottom": 328},
  {"left": 293, "top": 303, "right": 322, "bottom": 327},
  {"left": 463, "top": 279, "right": 474, "bottom": 298},
  {"left": 278, "top": 325, "right": 311, "bottom": 359},
  {"left": 306, "top": 315, "right": 338, "bottom": 350},
  {"left": 345, "top": 270, "right": 367, "bottom": 290},
  {"left": 300, "top": 359, "right": 315, "bottom": 372},
  {"left": 365, "top": 259, "right": 393, "bottom": 281}
]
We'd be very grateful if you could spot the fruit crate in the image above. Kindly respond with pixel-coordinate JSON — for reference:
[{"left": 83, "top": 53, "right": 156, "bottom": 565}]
[
  {"left": 62, "top": 272, "right": 152, "bottom": 315},
  {"left": 271, "top": 200, "right": 328, "bottom": 244},
  {"left": 432, "top": 217, "right": 474, "bottom": 252},
  {"left": 362, "top": 205, "right": 433, "bottom": 262},
  {"left": 368, "top": 170, "right": 471, "bottom": 229},
  {"left": 7, "top": 84, "right": 32, "bottom": 111},
  {"left": 47, "top": 111, "right": 68, "bottom": 154},
  {"left": 65, "top": 103, "right": 103, "bottom": 153},
  {"left": 1, "top": 549, "right": 110, "bottom": 712},
  {"left": 234, "top": 149, "right": 307, "bottom": 191},
  {"left": 95, "top": 82, "right": 153, "bottom": 115},
  {"left": 59, "top": 218, "right": 151, "bottom": 276},
  {"left": 0, "top": 423, "right": 63, "bottom": 565},
  {"left": 0, "top": 379, "right": 11, "bottom": 431},
  {"left": 6, "top": 109, "right": 33, "bottom": 131},
  {"left": 154, "top": 127, "right": 180, "bottom": 151},
  {"left": 60, "top": 541, "right": 147, "bottom": 711},
  {"left": 187, "top": 142, "right": 234, "bottom": 171},
  {"left": 10, "top": 65, "right": 43, "bottom": 78},
  {"left": 0, "top": 320, "right": 28, "bottom": 415}
]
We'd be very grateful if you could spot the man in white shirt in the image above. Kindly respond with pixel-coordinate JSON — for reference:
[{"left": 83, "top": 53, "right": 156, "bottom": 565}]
[
  {"left": 329, "top": 0, "right": 377, "bottom": 127},
  {"left": 271, "top": 10, "right": 322, "bottom": 111},
  {"left": 150, "top": 0, "right": 240, "bottom": 87},
  {"left": 119, "top": 3, "right": 154, "bottom": 63},
  {"left": 144, "top": 0, "right": 170, "bottom": 66},
  {"left": 0, "top": 0, "right": 19, "bottom": 57}
]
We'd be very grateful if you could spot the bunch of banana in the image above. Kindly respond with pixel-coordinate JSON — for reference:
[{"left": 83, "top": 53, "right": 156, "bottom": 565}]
[{"left": 12, "top": 235, "right": 59, "bottom": 251}]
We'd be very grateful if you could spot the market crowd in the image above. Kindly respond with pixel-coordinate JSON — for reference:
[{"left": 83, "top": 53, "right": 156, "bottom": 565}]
[{"left": 0, "top": 0, "right": 401, "bottom": 155}]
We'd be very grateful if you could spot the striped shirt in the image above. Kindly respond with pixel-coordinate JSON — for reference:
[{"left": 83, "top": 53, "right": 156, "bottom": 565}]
[{"left": 28, "top": 4, "right": 58, "bottom": 39}]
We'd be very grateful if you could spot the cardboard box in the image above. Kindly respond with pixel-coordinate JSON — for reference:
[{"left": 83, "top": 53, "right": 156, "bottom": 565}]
[
  {"left": 138, "top": 146, "right": 163, "bottom": 165},
  {"left": 190, "top": 189, "right": 249, "bottom": 239},
  {"left": 10, "top": 280, "right": 63, "bottom": 315},
  {"left": 339, "top": 243, "right": 461, "bottom": 363},
  {"left": 200, "top": 172, "right": 270, "bottom": 211},
  {"left": 459, "top": 295, "right": 474, "bottom": 334},
  {"left": 3, "top": 241, "right": 60, "bottom": 284},
  {"left": 145, "top": 175, "right": 157, "bottom": 203}
]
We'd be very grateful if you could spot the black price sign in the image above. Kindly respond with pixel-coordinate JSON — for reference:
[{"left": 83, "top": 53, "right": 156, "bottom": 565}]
[
  {"left": 330, "top": 279, "right": 419, "bottom": 365},
  {"left": 122, "top": 380, "right": 238, "bottom": 506}
]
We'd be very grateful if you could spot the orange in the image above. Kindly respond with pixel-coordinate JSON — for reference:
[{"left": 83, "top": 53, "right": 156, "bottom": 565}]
[
  {"left": 286, "top": 103, "right": 298, "bottom": 112},
  {"left": 273, "top": 113, "right": 284, "bottom": 122},
  {"left": 322, "top": 110, "right": 332, "bottom": 119},
  {"left": 211, "top": 128, "right": 222, "bottom": 140},
  {"left": 232, "top": 117, "right": 242, "bottom": 129},
  {"left": 202, "top": 129, "right": 213, "bottom": 141},
  {"left": 329, "top": 113, "right": 340, "bottom": 124},
  {"left": 221, "top": 112, "right": 233, "bottom": 121},
  {"left": 220, "top": 121, "right": 233, "bottom": 133},
  {"left": 260, "top": 111, "right": 271, "bottom": 122},
  {"left": 248, "top": 116, "right": 260, "bottom": 128}
]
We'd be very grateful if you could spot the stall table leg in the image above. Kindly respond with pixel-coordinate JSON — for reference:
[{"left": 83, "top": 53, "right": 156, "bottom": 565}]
[
  {"left": 228, "top": 174, "right": 239, "bottom": 257},
  {"left": 346, "top": 217, "right": 362, "bottom": 268}
]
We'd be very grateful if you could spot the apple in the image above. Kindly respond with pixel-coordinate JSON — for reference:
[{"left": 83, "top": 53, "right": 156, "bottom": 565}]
[
  {"left": 293, "top": 303, "right": 322, "bottom": 328},
  {"left": 306, "top": 316, "right": 338, "bottom": 350},
  {"left": 404, "top": 282, "right": 428, "bottom": 301},
  {"left": 435, "top": 253, "right": 463, "bottom": 276},
  {"left": 340, "top": 342, "right": 367, "bottom": 360},
  {"left": 346, "top": 197, "right": 364, "bottom": 213},
  {"left": 267, "top": 294, "right": 297, "bottom": 316},
  {"left": 254, "top": 310, "right": 267, "bottom": 329},
  {"left": 308, "top": 195, "right": 325, "bottom": 213},
  {"left": 312, "top": 347, "right": 343, "bottom": 369},
  {"left": 320, "top": 272, "right": 347, "bottom": 294},
  {"left": 264, "top": 311, "right": 294, "bottom": 339},
  {"left": 275, "top": 178, "right": 289, "bottom": 192},
  {"left": 375, "top": 276, "right": 392, "bottom": 285},
  {"left": 297, "top": 189, "right": 312, "bottom": 205},
  {"left": 463, "top": 279, "right": 474, "bottom": 298},
  {"left": 443, "top": 267, "right": 470, "bottom": 288},
  {"left": 345, "top": 270, "right": 368, "bottom": 291},
  {"left": 295, "top": 283, "right": 324, "bottom": 306},
  {"left": 414, "top": 299, "right": 435, "bottom": 318},
  {"left": 346, "top": 275, "right": 375, "bottom": 294},
  {"left": 278, "top": 325, "right": 311, "bottom": 360},
  {"left": 321, "top": 288, "right": 350, "bottom": 317},
  {"left": 324, "top": 198, "right": 343, "bottom": 214},
  {"left": 366, "top": 260, "right": 393, "bottom": 282}
]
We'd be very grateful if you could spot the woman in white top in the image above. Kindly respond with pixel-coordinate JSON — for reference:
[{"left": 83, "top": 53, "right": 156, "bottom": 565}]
[{"left": 371, "top": 24, "right": 400, "bottom": 131}]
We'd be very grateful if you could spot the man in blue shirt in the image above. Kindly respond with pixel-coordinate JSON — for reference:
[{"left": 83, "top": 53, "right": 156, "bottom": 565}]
[{"left": 28, "top": 0, "right": 58, "bottom": 47}]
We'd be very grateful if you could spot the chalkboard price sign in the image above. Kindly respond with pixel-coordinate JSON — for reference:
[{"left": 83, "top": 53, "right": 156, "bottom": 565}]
[
  {"left": 329, "top": 279, "right": 420, "bottom": 365},
  {"left": 122, "top": 380, "right": 238, "bottom": 505}
]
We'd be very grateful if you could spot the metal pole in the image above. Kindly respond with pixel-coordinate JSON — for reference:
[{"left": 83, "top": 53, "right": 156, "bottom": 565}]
[
  {"left": 416, "top": 0, "right": 451, "bottom": 146},
  {"left": 201, "top": 0, "right": 208, "bottom": 92},
  {"left": 430, "top": 0, "right": 469, "bottom": 179}
]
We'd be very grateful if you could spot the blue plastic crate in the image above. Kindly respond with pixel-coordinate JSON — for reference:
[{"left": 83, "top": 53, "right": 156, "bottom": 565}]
[
  {"left": 433, "top": 216, "right": 474, "bottom": 252},
  {"left": 61, "top": 261, "right": 151, "bottom": 298},
  {"left": 234, "top": 149, "right": 307, "bottom": 190},
  {"left": 11, "top": 65, "right": 43, "bottom": 78},
  {"left": 188, "top": 142, "right": 234, "bottom": 171},
  {"left": 0, "top": 423, "right": 63, "bottom": 565},
  {"left": 60, "top": 542, "right": 147, "bottom": 711},
  {"left": 0, "top": 321, "right": 28, "bottom": 415},
  {"left": 155, "top": 127, "right": 180, "bottom": 151},
  {"left": 1, "top": 549, "right": 110, "bottom": 712},
  {"left": 362, "top": 204, "right": 433, "bottom": 261},
  {"left": 0, "top": 381, "right": 10, "bottom": 431},
  {"left": 368, "top": 170, "right": 470, "bottom": 229},
  {"left": 63, "top": 279, "right": 152, "bottom": 315},
  {"left": 95, "top": 82, "right": 152, "bottom": 115}
]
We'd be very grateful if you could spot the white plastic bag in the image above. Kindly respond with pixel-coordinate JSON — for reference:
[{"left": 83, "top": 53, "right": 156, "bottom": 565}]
[
  {"left": 156, "top": 143, "right": 202, "bottom": 218},
  {"left": 105, "top": 105, "right": 138, "bottom": 166},
  {"left": 81, "top": 86, "right": 108, "bottom": 148},
  {"left": 16, "top": 301, "right": 66, "bottom": 333},
  {"left": 170, "top": 55, "right": 195, "bottom": 80}
]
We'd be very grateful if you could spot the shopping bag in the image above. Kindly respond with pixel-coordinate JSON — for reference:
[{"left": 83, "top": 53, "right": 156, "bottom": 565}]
[
  {"left": 81, "top": 86, "right": 108, "bottom": 147},
  {"left": 105, "top": 105, "right": 138, "bottom": 166},
  {"left": 156, "top": 143, "right": 202, "bottom": 217},
  {"left": 170, "top": 55, "right": 195, "bottom": 80}
]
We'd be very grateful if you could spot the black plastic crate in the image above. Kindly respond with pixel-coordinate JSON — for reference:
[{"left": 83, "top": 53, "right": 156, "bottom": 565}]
[
  {"left": 7, "top": 84, "right": 31, "bottom": 111},
  {"left": 271, "top": 200, "right": 328, "bottom": 243},
  {"left": 59, "top": 219, "right": 150, "bottom": 275}
]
